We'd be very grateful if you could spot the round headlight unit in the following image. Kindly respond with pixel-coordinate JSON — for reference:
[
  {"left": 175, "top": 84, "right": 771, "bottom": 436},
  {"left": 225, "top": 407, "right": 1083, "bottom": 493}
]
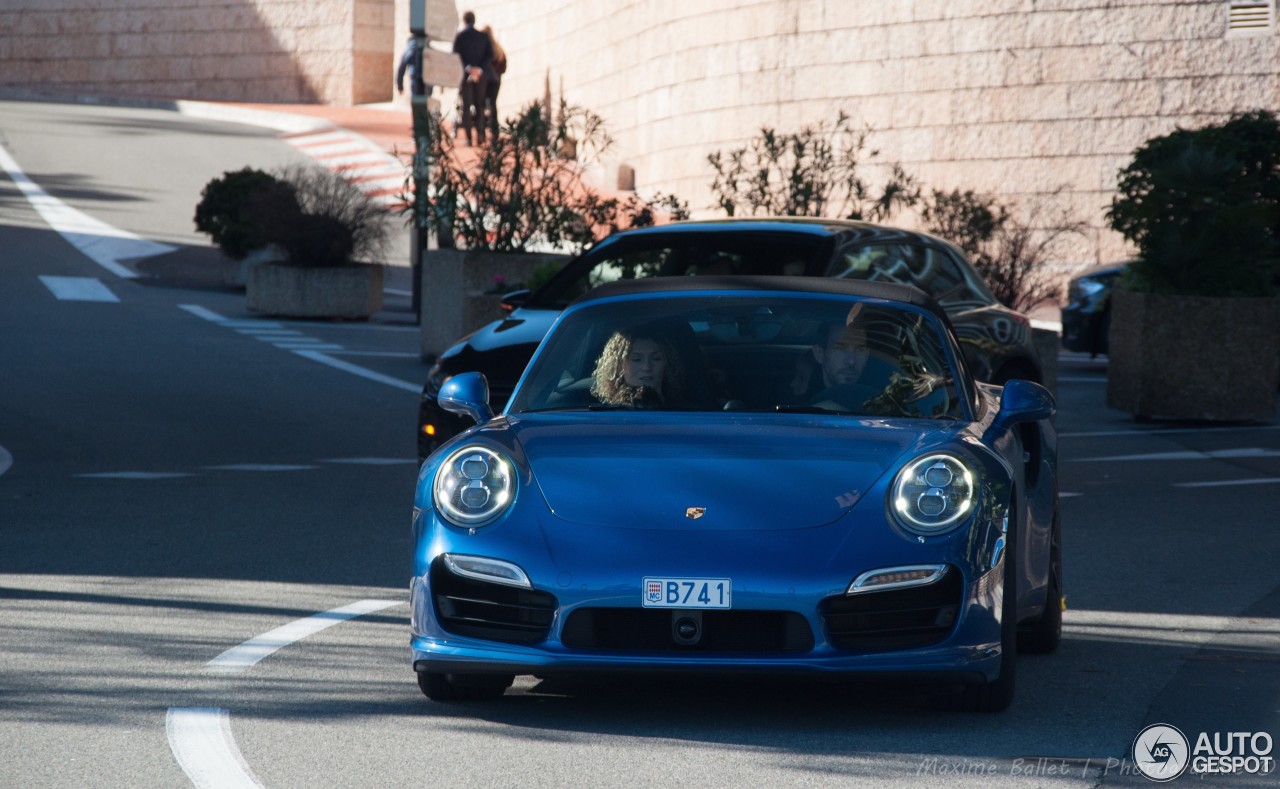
[
  {"left": 890, "top": 453, "right": 978, "bottom": 535},
  {"left": 433, "top": 446, "right": 515, "bottom": 527}
]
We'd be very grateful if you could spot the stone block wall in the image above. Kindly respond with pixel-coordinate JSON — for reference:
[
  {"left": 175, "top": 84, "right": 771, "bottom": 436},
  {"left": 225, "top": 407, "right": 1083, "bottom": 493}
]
[
  {"left": 463, "top": 0, "right": 1279, "bottom": 267},
  {"left": 0, "top": 0, "right": 395, "bottom": 105}
]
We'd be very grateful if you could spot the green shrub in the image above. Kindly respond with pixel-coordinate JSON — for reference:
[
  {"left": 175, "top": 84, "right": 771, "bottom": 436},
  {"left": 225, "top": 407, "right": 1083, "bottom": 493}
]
[
  {"left": 193, "top": 167, "right": 285, "bottom": 260},
  {"left": 195, "top": 164, "right": 390, "bottom": 268},
  {"left": 1106, "top": 110, "right": 1280, "bottom": 297},
  {"left": 260, "top": 164, "right": 390, "bottom": 267},
  {"left": 922, "top": 188, "right": 1084, "bottom": 312},
  {"left": 409, "top": 99, "right": 688, "bottom": 253},
  {"left": 707, "top": 111, "right": 919, "bottom": 221}
]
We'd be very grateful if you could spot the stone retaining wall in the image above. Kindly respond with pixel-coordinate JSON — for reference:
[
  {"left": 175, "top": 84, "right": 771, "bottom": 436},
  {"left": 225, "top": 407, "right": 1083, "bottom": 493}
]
[
  {"left": 461, "top": 0, "right": 1280, "bottom": 267},
  {"left": 0, "top": 0, "right": 395, "bottom": 105}
]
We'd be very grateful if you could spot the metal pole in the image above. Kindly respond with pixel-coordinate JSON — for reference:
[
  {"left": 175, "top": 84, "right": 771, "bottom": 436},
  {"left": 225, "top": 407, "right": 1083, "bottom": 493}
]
[{"left": 409, "top": 1, "right": 429, "bottom": 324}]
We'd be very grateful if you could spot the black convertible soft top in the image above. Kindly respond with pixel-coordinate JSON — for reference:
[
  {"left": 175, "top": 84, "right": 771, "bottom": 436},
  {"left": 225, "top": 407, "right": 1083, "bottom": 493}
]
[{"left": 572, "top": 275, "right": 951, "bottom": 325}]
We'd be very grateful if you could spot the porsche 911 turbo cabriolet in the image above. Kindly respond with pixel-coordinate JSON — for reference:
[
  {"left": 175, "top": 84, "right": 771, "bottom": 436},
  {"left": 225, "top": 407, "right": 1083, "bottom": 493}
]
[{"left": 410, "top": 276, "right": 1061, "bottom": 712}]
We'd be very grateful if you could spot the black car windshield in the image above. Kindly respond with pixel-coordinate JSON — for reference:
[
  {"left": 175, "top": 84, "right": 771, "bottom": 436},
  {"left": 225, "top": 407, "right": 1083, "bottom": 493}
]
[
  {"left": 526, "top": 233, "right": 824, "bottom": 309},
  {"left": 509, "top": 294, "right": 963, "bottom": 420}
]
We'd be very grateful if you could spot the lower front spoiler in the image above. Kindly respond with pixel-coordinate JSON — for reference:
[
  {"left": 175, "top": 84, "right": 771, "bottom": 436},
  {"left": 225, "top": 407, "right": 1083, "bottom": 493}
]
[{"left": 412, "top": 641, "right": 1000, "bottom": 685}]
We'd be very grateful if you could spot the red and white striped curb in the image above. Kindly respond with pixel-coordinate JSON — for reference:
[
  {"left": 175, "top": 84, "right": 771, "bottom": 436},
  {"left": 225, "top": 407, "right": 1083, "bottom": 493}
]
[{"left": 281, "top": 127, "right": 410, "bottom": 210}]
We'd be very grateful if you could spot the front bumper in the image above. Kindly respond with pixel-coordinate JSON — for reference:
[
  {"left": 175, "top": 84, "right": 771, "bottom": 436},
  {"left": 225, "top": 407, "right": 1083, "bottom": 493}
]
[{"left": 409, "top": 558, "right": 1005, "bottom": 683}]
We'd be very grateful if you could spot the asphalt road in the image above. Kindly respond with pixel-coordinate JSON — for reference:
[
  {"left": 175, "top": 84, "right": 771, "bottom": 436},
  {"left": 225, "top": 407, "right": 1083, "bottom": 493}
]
[{"left": 2, "top": 99, "right": 1278, "bottom": 788}]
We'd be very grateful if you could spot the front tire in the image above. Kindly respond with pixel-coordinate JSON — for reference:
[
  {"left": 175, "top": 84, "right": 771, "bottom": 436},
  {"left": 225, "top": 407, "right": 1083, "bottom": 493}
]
[
  {"left": 946, "top": 519, "right": 1018, "bottom": 712},
  {"left": 1019, "top": 507, "right": 1063, "bottom": 655}
]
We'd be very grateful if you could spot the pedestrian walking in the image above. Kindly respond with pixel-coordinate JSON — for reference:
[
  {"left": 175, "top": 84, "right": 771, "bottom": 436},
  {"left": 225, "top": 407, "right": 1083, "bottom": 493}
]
[
  {"left": 480, "top": 25, "right": 507, "bottom": 136},
  {"left": 452, "top": 11, "right": 493, "bottom": 145},
  {"left": 395, "top": 35, "right": 429, "bottom": 97}
]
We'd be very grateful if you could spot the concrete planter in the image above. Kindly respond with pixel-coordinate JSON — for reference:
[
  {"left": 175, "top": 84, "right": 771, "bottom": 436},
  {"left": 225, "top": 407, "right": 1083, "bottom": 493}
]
[
  {"left": 247, "top": 262, "right": 384, "bottom": 319},
  {"left": 226, "top": 245, "right": 287, "bottom": 289},
  {"left": 420, "top": 249, "right": 569, "bottom": 358},
  {"left": 1107, "top": 290, "right": 1280, "bottom": 422}
]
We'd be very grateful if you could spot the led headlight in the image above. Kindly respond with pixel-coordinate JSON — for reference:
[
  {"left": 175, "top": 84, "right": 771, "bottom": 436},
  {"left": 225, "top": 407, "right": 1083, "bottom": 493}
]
[
  {"left": 433, "top": 446, "right": 515, "bottom": 527},
  {"left": 890, "top": 453, "right": 977, "bottom": 535}
]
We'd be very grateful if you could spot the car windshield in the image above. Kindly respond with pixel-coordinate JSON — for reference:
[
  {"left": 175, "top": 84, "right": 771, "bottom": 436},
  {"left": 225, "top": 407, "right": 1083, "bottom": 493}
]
[
  {"left": 509, "top": 293, "right": 963, "bottom": 420},
  {"left": 825, "top": 242, "right": 995, "bottom": 309},
  {"left": 526, "top": 233, "right": 824, "bottom": 309}
]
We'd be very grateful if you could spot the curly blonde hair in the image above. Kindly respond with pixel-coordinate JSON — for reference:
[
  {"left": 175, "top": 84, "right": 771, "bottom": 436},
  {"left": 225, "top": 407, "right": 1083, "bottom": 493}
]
[{"left": 590, "top": 328, "right": 686, "bottom": 405}]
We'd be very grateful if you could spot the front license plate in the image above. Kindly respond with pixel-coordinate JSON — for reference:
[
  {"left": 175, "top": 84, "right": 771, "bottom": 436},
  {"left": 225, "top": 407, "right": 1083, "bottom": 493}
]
[{"left": 642, "top": 577, "right": 732, "bottom": 609}]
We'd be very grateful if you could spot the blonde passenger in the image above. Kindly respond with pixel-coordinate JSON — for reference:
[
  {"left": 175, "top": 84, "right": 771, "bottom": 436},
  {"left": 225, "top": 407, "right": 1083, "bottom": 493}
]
[{"left": 590, "top": 328, "right": 687, "bottom": 406}]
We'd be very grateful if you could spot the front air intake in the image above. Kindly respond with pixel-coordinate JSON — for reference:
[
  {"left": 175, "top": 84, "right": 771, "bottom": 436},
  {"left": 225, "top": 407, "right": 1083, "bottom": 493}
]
[{"left": 431, "top": 557, "right": 557, "bottom": 644}]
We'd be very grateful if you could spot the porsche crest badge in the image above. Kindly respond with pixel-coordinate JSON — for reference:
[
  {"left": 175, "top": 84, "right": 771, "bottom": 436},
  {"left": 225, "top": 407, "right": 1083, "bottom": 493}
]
[{"left": 685, "top": 507, "right": 706, "bottom": 519}]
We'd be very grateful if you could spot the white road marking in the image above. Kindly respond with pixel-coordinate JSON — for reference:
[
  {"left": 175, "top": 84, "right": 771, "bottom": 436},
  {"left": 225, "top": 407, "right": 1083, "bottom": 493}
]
[
  {"left": 179, "top": 304, "right": 228, "bottom": 322},
  {"left": 1065, "top": 609, "right": 1280, "bottom": 649},
  {"left": 284, "top": 130, "right": 351, "bottom": 147},
  {"left": 331, "top": 350, "right": 420, "bottom": 358},
  {"left": 273, "top": 340, "right": 345, "bottom": 350},
  {"left": 234, "top": 329, "right": 304, "bottom": 337},
  {"left": 301, "top": 142, "right": 369, "bottom": 157},
  {"left": 261, "top": 336, "right": 328, "bottom": 344},
  {"left": 75, "top": 471, "right": 195, "bottom": 480},
  {"left": 0, "top": 141, "right": 174, "bottom": 278},
  {"left": 205, "top": 599, "right": 402, "bottom": 673},
  {"left": 168, "top": 599, "right": 403, "bottom": 786},
  {"left": 323, "top": 457, "right": 417, "bottom": 465},
  {"left": 206, "top": 464, "right": 317, "bottom": 472},
  {"left": 350, "top": 175, "right": 406, "bottom": 191},
  {"left": 383, "top": 288, "right": 413, "bottom": 297},
  {"left": 178, "top": 305, "right": 421, "bottom": 392},
  {"left": 1060, "top": 425, "right": 1280, "bottom": 439},
  {"left": 166, "top": 708, "right": 264, "bottom": 789},
  {"left": 0, "top": 445, "right": 12, "bottom": 477},
  {"left": 292, "top": 349, "right": 421, "bottom": 392},
  {"left": 1078, "top": 447, "right": 1280, "bottom": 462},
  {"left": 316, "top": 152, "right": 390, "bottom": 168},
  {"left": 38, "top": 275, "right": 120, "bottom": 302},
  {"left": 1174, "top": 477, "right": 1280, "bottom": 488}
]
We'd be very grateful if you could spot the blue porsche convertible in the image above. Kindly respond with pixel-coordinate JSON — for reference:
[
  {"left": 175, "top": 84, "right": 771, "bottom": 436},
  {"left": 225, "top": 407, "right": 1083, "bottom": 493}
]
[{"left": 410, "top": 277, "right": 1060, "bottom": 712}]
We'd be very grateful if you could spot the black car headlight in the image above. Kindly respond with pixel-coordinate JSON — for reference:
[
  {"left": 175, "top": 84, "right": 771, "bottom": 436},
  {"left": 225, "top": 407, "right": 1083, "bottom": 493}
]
[
  {"left": 433, "top": 446, "right": 515, "bottom": 527},
  {"left": 890, "top": 453, "right": 978, "bottom": 535}
]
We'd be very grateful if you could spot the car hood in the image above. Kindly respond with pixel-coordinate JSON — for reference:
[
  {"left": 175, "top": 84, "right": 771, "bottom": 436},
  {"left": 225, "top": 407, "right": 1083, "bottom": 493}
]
[
  {"left": 507, "top": 414, "right": 960, "bottom": 531},
  {"left": 450, "top": 307, "right": 558, "bottom": 355}
]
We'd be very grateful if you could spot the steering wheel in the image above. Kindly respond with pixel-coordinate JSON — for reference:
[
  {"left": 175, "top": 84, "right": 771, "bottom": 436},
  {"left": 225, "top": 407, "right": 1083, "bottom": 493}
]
[{"left": 807, "top": 382, "right": 882, "bottom": 413}]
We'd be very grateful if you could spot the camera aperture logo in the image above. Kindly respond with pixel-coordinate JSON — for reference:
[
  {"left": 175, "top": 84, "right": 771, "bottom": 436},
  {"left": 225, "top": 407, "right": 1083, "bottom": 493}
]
[
  {"left": 1133, "top": 724, "right": 1189, "bottom": 781},
  {"left": 1132, "top": 723, "right": 1275, "bottom": 781}
]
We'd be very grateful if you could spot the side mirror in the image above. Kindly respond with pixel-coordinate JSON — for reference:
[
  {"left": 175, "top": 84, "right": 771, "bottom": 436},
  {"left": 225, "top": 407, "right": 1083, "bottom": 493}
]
[
  {"left": 438, "top": 371, "right": 494, "bottom": 425},
  {"left": 500, "top": 289, "right": 532, "bottom": 313},
  {"left": 987, "top": 379, "right": 1055, "bottom": 436}
]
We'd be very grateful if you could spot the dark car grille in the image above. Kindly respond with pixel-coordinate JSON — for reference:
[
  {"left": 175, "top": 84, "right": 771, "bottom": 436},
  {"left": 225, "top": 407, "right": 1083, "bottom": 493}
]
[
  {"left": 561, "top": 608, "right": 814, "bottom": 653},
  {"left": 820, "top": 569, "right": 962, "bottom": 653},
  {"left": 431, "top": 558, "right": 558, "bottom": 644}
]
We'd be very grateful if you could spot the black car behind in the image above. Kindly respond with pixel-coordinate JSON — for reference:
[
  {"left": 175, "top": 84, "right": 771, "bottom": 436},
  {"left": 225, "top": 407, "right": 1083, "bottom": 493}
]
[{"left": 1061, "top": 262, "right": 1129, "bottom": 357}]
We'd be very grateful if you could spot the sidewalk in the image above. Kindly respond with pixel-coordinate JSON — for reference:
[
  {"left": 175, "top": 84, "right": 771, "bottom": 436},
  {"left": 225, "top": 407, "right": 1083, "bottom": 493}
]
[{"left": 181, "top": 100, "right": 421, "bottom": 212}]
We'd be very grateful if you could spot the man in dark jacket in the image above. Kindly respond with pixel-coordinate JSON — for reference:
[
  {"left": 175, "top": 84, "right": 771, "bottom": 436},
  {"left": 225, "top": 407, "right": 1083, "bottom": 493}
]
[
  {"left": 396, "top": 35, "right": 428, "bottom": 97},
  {"left": 452, "top": 11, "right": 493, "bottom": 145}
]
